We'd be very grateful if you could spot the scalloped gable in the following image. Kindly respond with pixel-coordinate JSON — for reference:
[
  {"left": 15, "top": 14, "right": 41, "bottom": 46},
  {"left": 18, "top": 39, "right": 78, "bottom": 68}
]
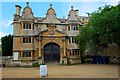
[
  {"left": 21, "top": 2, "right": 34, "bottom": 20},
  {"left": 42, "top": 4, "right": 60, "bottom": 23},
  {"left": 67, "top": 6, "right": 79, "bottom": 22}
]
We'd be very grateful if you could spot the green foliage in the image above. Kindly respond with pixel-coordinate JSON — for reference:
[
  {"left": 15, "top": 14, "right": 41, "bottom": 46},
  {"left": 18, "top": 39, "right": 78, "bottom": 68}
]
[
  {"left": 33, "top": 63, "right": 40, "bottom": 67},
  {"left": 0, "top": 44, "right": 2, "bottom": 56},
  {"left": 76, "top": 25, "right": 92, "bottom": 52},
  {"left": 1, "top": 34, "right": 13, "bottom": 56},
  {"left": 32, "top": 62, "right": 45, "bottom": 67},
  {"left": 76, "top": 4, "right": 120, "bottom": 55},
  {"left": 89, "top": 5, "right": 120, "bottom": 47}
]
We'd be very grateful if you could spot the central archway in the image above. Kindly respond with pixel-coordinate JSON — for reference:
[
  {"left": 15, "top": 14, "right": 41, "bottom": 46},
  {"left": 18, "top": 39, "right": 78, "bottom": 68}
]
[{"left": 44, "top": 43, "right": 60, "bottom": 64}]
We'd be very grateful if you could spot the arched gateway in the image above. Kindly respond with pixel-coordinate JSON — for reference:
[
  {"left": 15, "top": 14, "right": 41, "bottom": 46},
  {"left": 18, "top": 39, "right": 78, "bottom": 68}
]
[{"left": 44, "top": 43, "right": 60, "bottom": 63}]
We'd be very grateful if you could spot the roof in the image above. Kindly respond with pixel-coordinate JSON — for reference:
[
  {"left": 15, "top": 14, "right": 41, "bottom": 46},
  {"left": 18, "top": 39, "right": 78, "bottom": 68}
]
[
  {"left": 35, "top": 17, "right": 66, "bottom": 23},
  {"left": 35, "top": 17, "right": 44, "bottom": 22}
]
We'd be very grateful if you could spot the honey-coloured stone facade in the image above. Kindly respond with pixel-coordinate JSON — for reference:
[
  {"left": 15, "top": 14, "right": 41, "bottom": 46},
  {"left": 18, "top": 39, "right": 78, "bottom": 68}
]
[{"left": 13, "top": 2, "right": 88, "bottom": 64}]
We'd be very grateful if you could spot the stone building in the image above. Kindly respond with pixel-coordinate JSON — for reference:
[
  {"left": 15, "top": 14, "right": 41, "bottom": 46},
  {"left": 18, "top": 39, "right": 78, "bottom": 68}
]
[{"left": 13, "top": 2, "right": 88, "bottom": 64}]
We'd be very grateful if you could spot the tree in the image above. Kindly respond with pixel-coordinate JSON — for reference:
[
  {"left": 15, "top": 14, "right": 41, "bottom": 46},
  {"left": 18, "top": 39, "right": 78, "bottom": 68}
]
[
  {"left": 1, "top": 34, "right": 13, "bottom": 56},
  {"left": 76, "top": 4, "right": 120, "bottom": 57},
  {"left": 0, "top": 44, "right": 2, "bottom": 56}
]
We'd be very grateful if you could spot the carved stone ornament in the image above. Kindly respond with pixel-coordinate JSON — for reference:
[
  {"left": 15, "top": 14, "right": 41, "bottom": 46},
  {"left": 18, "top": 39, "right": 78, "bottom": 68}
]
[{"left": 49, "top": 29, "right": 54, "bottom": 35}]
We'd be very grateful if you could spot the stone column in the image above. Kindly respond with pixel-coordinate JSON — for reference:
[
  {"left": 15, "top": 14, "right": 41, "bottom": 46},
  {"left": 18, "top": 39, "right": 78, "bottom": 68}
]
[
  {"left": 64, "top": 42, "right": 66, "bottom": 57},
  {"left": 38, "top": 37, "right": 43, "bottom": 64},
  {"left": 63, "top": 37, "right": 66, "bottom": 57},
  {"left": 38, "top": 37, "right": 42, "bottom": 57},
  {"left": 70, "top": 25, "right": 71, "bottom": 31},
  {"left": 31, "top": 52, "right": 33, "bottom": 60},
  {"left": 61, "top": 37, "right": 68, "bottom": 64},
  {"left": 59, "top": 46, "right": 62, "bottom": 57},
  {"left": 21, "top": 22, "right": 23, "bottom": 29},
  {"left": 71, "top": 50, "right": 73, "bottom": 56}
]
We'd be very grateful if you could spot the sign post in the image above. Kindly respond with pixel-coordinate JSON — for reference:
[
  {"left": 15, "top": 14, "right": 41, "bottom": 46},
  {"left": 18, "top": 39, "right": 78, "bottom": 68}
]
[{"left": 40, "top": 65, "right": 48, "bottom": 77}]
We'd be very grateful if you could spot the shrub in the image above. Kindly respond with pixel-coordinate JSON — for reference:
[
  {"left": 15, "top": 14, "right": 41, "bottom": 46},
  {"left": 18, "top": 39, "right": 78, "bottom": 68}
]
[{"left": 33, "top": 63, "right": 40, "bottom": 67}]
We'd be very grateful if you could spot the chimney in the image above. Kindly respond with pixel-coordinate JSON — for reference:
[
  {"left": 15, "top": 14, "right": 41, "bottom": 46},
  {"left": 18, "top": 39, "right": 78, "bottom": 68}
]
[
  {"left": 15, "top": 5, "right": 21, "bottom": 16},
  {"left": 75, "top": 10, "right": 79, "bottom": 17}
]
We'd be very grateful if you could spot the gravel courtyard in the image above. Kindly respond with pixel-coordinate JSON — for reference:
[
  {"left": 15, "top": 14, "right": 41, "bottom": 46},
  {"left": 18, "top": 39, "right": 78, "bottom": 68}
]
[{"left": 2, "top": 64, "right": 118, "bottom": 78}]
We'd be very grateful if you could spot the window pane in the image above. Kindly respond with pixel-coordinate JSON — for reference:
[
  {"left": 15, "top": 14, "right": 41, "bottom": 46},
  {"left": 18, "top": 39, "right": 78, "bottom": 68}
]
[
  {"left": 73, "top": 51, "right": 74, "bottom": 56},
  {"left": 23, "top": 23, "right": 25, "bottom": 29},
  {"left": 26, "top": 37, "right": 28, "bottom": 43},
  {"left": 22, "top": 52, "right": 24, "bottom": 57},
  {"left": 69, "top": 37, "right": 71, "bottom": 43},
  {"left": 71, "top": 26, "right": 75, "bottom": 30},
  {"left": 68, "top": 26, "right": 70, "bottom": 31},
  {"left": 24, "top": 52, "right": 26, "bottom": 57},
  {"left": 29, "top": 52, "right": 31, "bottom": 57},
  {"left": 29, "top": 23, "right": 31, "bottom": 29},
  {"left": 23, "top": 37, "right": 25, "bottom": 43},
  {"left": 26, "top": 23, "right": 28, "bottom": 29},
  {"left": 29, "top": 37, "right": 31, "bottom": 43},
  {"left": 72, "top": 37, "right": 75, "bottom": 43},
  {"left": 69, "top": 51, "right": 71, "bottom": 56}
]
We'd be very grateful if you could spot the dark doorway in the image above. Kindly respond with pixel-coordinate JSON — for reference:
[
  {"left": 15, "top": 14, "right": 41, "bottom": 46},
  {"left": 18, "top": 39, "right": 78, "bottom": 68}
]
[{"left": 44, "top": 43, "right": 60, "bottom": 64}]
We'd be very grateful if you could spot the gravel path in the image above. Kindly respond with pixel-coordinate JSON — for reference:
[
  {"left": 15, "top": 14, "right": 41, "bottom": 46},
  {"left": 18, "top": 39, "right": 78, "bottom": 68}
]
[{"left": 2, "top": 64, "right": 118, "bottom": 78}]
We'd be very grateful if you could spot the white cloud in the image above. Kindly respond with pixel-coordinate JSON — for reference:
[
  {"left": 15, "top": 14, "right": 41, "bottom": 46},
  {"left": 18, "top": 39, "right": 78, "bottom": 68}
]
[
  {"left": 0, "top": 19, "right": 13, "bottom": 28},
  {"left": 0, "top": 32, "right": 7, "bottom": 39}
]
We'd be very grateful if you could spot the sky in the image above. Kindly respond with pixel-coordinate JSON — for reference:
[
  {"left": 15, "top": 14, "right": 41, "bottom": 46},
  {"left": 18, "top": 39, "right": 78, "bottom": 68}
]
[{"left": 0, "top": 0, "right": 119, "bottom": 43}]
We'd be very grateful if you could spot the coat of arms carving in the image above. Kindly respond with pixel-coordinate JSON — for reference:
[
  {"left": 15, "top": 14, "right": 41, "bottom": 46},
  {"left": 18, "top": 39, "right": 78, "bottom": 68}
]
[{"left": 49, "top": 29, "right": 54, "bottom": 35}]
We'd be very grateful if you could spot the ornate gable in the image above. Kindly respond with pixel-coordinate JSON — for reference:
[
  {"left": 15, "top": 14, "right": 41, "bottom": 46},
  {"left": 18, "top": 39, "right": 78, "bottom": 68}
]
[
  {"left": 42, "top": 4, "right": 60, "bottom": 23},
  {"left": 66, "top": 6, "right": 79, "bottom": 22},
  {"left": 21, "top": 2, "right": 34, "bottom": 20}
]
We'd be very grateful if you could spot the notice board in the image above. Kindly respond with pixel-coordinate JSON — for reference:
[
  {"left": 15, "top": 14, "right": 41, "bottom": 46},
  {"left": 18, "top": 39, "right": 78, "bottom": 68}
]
[{"left": 40, "top": 65, "right": 48, "bottom": 77}]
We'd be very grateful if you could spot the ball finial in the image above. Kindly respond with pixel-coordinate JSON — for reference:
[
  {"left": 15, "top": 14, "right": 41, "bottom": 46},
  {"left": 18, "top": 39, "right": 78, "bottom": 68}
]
[
  {"left": 71, "top": 6, "right": 73, "bottom": 10},
  {"left": 26, "top": 2, "right": 29, "bottom": 6},
  {"left": 50, "top": 4, "right": 52, "bottom": 8}
]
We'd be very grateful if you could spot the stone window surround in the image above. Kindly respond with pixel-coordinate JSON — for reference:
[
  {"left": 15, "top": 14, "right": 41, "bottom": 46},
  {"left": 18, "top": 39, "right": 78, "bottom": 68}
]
[
  {"left": 69, "top": 50, "right": 80, "bottom": 56},
  {"left": 68, "top": 37, "right": 76, "bottom": 43},
  {"left": 22, "top": 51, "right": 31, "bottom": 57},
  {"left": 67, "top": 25, "right": 79, "bottom": 31},
  {"left": 23, "top": 23, "right": 32, "bottom": 29},
  {"left": 23, "top": 37, "right": 32, "bottom": 43}
]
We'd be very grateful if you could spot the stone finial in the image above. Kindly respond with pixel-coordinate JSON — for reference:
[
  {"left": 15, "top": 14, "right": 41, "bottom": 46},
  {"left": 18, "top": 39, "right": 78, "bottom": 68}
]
[
  {"left": 50, "top": 4, "right": 52, "bottom": 8},
  {"left": 26, "top": 2, "right": 29, "bottom": 6},
  {"left": 71, "top": 6, "right": 73, "bottom": 10}
]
